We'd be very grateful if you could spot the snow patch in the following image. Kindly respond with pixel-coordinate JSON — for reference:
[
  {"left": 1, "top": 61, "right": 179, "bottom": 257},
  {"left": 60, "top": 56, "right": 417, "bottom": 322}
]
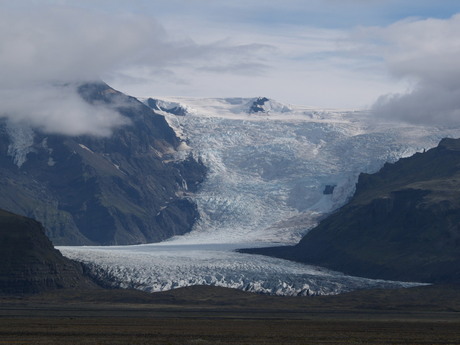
[
  {"left": 5, "top": 122, "right": 34, "bottom": 168},
  {"left": 78, "top": 144, "right": 93, "bottom": 153}
]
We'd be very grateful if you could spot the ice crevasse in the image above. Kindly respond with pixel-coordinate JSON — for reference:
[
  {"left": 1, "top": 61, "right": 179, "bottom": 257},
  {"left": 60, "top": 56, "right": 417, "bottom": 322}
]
[{"left": 59, "top": 97, "right": 460, "bottom": 295}]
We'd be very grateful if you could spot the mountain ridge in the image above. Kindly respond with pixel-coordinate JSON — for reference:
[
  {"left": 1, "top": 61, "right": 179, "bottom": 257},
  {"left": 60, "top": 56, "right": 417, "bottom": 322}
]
[
  {"left": 0, "top": 82, "right": 206, "bottom": 245},
  {"left": 0, "top": 208, "right": 98, "bottom": 295}
]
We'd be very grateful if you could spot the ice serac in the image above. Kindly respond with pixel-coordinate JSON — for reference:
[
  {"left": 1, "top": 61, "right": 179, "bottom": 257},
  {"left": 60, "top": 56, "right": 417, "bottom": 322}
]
[{"left": 0, "top": 82, "right": 206, "bottom": 245}]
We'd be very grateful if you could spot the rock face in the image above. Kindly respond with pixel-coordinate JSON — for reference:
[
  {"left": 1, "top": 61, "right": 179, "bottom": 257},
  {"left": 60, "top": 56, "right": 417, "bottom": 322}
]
[
  {"left": 0, "top": 83, "right": 206, "bottom": 245},
  {"left": 145, "top": 98, "right": 189, "bottom": 116},
  {"left": 248, "top": 97, "right": 270, "bottom": 113},
  {"left": 247, "top": 138, "right": 460, "bottom": 283},
  {"left": 0, "top": 209, "right": 97, "bottom": 295}
]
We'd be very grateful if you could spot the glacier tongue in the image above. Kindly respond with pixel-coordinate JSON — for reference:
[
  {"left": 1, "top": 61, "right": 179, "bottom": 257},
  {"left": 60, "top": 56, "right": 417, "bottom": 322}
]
[
  {"left": 59, "top": 243, "right": 422, "bottom": 296},
  {"left": 60, "top": 98, "right": 460, "bottom": 296}
]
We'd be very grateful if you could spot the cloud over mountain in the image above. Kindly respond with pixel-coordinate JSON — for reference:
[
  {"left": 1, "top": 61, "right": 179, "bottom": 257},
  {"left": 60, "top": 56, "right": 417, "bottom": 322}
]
[
  {"left": 0, "top": 4, "right": 269, "bottom": 136},
  {"left": 0, "top": 6, "right": 166, "bottom": 135}
]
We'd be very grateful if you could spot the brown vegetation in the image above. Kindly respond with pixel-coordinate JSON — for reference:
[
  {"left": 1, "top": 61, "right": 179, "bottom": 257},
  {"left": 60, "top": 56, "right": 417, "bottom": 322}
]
[{"left": 1, "top": 284, "right": 459, "bottom": 344}]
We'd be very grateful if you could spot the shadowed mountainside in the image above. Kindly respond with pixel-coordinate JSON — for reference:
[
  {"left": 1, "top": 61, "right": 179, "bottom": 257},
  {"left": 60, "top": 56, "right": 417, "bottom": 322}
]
[
  {"left": 245, "top": 138, "right": 460, "bottom": 283},
  {"left": 0, "top": 209, "right": 97, "bottom": 295},
  {"left": 0, "top": 82, "right": 206, "bottom": 245}
]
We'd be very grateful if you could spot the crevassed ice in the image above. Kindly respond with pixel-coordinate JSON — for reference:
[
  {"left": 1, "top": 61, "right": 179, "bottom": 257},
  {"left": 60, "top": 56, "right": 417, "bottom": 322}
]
[
  {"left": 59, "top": 243, "right": 422, "bottom": 296},
  {"left": 60, "top": 98, "right": 460, "bottom": 295},
  {"left": 165, "top": 101, "right": 460, "bottom": 245}
]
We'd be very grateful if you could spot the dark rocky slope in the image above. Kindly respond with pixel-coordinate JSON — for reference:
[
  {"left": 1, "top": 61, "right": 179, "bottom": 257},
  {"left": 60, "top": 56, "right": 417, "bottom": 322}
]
[
  {"left": 246, "top": 138, "right": 460, "bottom": 283},
  {"left": 0, "top": 83, "right": 206, "bottom": 245},
  {"left": 0, "top": 209, "right": 97, "bottom": 295}
]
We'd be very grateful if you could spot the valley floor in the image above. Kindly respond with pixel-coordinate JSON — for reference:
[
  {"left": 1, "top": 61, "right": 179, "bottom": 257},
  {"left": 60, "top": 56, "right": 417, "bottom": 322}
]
[
  {"left": 1, "top": 315, "right": 459, "bottom": 345},
  {"left": 1, "top": 284, "right": 459, "bottom": 344}
]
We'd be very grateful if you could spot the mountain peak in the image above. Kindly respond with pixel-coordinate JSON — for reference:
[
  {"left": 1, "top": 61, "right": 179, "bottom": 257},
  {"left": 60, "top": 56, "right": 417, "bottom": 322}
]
[
  {"left": 0, "top": 83, "right": 206, "bottom": 245},
  {"left": 247, "top": 97, "right": 291, "bottom": 114},
  {"left": 0, "top": 209, "right": 97, "bottom": 295},
  {"left": 438, "top": 137, "right": 460, "bottom": 151},
  {"left": 142, "top": 96, "right": 294, "bottom": 118},
  {"left": 248, "top": 97, "right": 270, "bottom": 113},
  {"left": 145, "top": 98, "right": 189, "bottom": 116}
]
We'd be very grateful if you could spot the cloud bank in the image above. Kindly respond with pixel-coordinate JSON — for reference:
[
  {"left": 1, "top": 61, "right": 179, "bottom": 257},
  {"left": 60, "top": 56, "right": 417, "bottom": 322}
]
[
  {"left": 0, "top": 84, "right": 131, "bottom": 136},
  {"left": 3, "top": 1, "right": 460, "bottom": 129},
  {"left": 0, "top": 5, "right": 165, "bottom": 136},
  {"left": 370, "top": 14, "right": 460, "bottom": 126},
  {"left": 0, "top": 4, "right": 269, "bottom": 136}
]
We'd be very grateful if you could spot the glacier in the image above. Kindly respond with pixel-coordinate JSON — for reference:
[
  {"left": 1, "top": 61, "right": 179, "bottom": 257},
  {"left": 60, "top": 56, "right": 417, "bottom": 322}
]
[
  {"left": 61, "top": 243, "right": 421, "bottom": 296},
  {"left": 59, "top": 97, "right": 460, "bottom": 295}
]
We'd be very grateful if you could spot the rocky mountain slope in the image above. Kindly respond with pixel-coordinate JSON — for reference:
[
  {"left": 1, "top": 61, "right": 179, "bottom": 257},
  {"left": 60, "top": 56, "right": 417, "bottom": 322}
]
[
  {"left": 0, "top": 209, "right": 97, "bottom": 295},
  {"left": 0, "top": 83, "right": 206, "bottom": 245},
  {"left": 246, "top": 138, "right": 460, "bottom": 284}
]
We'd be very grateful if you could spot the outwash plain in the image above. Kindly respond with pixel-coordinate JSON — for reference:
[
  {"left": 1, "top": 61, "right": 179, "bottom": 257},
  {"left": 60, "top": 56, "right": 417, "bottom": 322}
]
[{"left": 1, "top": 284, "right": 460, "bottom": 345}]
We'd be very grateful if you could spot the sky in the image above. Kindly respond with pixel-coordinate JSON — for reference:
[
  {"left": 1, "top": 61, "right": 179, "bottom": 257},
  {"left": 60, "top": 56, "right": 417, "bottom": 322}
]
[{"left": 1, "top": 0, "right": 460, "bottom": 135}]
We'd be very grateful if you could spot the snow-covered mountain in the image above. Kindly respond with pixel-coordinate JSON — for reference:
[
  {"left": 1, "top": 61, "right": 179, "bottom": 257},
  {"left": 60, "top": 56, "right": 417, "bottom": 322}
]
[
  {"left": 143, "top": 96, "right": 292, "bottom": 118},
  {"left": 59, "top": 96, "right": 460, "bottom": 295}
]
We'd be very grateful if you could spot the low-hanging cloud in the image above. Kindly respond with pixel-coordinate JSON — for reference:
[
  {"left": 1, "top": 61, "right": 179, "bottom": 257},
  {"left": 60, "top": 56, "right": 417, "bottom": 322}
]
[
  {"left": 0, "top": 4, "right": 271, "bottom": 136},
  {"left": 0, "top": 84, "right": 131, "bottom": 136},
  {"left": 0, "top": 5, "right": 169, "bottom": 136},
  {"left": 368, "top": 14, "right": 460, "bottom": 126}
]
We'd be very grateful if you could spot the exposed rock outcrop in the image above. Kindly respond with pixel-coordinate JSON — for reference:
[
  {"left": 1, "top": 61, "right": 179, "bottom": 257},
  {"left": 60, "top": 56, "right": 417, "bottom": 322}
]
[
  {"left": 246, "top": 138, "right": 460, "bottom": 283},
  {"left": 0, "top": 83, "right": 206, "bottom": 245},
  {"left": 0, "top": 209, "right": 97, "bottom": 295}
]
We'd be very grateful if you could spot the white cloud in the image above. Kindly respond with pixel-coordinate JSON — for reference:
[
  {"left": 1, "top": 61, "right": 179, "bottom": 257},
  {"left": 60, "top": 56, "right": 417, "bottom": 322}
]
[
  {"left": 368, "top": 14, "right": 460, "bottom": 126},
  {"left": 0, "top": 3, "right": 281, "bottom": 135},
  {"left": 0, "top": 84, "right": 131, "bottom": 136},
  {"left": 0, "top": 5, "right": 169, "bottom": 136},
  {"left": 114, "top": 19, "right": 399, "bottom": 108},
  {"left": 4, "top": 0, "right": 459, "bottom": 121},
  {"left": 0, "top": 6, "right": 169, "bottom": 86}
]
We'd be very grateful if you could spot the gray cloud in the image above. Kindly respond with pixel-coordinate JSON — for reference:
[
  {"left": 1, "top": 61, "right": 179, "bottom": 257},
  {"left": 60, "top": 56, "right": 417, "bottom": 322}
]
[
  {"left": 199, "top": 62, "right": 269, "bottom": 75},
  {"left": 0, "top": 6, "right": 172, "bottom": 86},
  {"left": 0, "top": 5, "right": 168, "bottom": 136},
  {"left": 370, "top": 14, "right": 460, "bottom": 126},
  {"left": 0, "top": 84, "right": 131, "bottom": 136},
  {"left": 0, "top": 3, "right": 270, "bottom": 136},
  {"left": 372, "top": 83, "right": 460, "bottom": 126}
]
